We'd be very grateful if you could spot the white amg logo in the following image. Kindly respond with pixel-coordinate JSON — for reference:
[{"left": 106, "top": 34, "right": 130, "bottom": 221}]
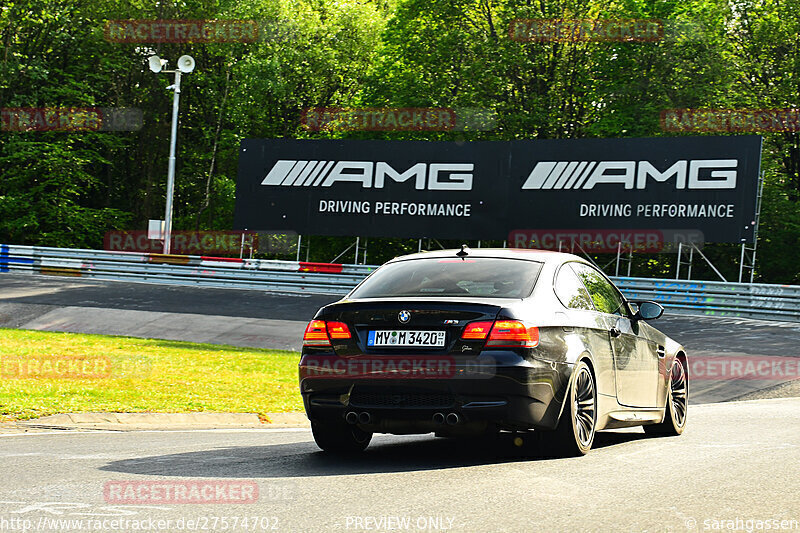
[
  {"left": 521, "top": 159, "right": 738, "bottom": 190},
  {"left": 261, "top": 160, "right": 474, "bottom": 190}
]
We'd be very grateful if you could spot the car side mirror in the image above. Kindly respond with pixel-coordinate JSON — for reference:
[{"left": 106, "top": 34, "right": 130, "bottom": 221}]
[{"left": 634, "top": 301, "right": 664, "bottom": 321}]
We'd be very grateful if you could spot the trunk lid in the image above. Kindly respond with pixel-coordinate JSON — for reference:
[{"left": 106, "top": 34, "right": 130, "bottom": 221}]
[{"left": 316, "top": 297, "right": 513, "bottom": 356}]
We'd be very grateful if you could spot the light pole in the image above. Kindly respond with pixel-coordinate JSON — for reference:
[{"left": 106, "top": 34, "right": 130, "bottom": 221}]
[{"left": 148, "top": 54, "right": 196, "bottom": 254}]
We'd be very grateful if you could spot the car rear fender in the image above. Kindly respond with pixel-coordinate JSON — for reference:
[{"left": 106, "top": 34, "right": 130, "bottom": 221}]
[
  {"left": 534, "top": 323, "right": 613, "bottom": 396},
  {"left": 548, "top": 351, "right": 598, "bottom": 427}
]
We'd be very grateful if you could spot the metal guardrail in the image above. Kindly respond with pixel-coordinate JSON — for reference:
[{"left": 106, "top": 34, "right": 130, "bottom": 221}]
[
  {"left": 612, "top": 277, "right": 800, "bottom": 322},
  {"left": 3, "top": 244, "right": 800, "bottom": 322},
  {"left": 0, "top": 244, "right": 373, "bottom": 295}
]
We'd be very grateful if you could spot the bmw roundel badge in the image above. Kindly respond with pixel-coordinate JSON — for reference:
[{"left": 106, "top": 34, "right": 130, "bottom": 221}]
[{"left": 398, "top": 310, "right": 411, "bottom": 323}]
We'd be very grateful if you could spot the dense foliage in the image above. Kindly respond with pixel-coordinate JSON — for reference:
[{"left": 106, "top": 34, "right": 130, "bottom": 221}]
[{"left": 1, "top": 0, "right": 799, "bottom": 281}]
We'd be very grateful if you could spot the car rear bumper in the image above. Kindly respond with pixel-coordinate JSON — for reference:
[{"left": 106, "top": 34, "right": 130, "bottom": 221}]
[{"left": 299, "top": 354, "right": 573, "bottom": 432}]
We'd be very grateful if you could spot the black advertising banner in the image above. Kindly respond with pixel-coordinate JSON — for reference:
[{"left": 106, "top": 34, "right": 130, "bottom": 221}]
[{"left": 234, "top": 136, "right": 762, "bottom": 244}]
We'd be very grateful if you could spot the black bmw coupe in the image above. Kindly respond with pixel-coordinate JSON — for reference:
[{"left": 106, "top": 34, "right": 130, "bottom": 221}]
[{"left": 299, "top": 248, "right": 688, "bottom": 456}]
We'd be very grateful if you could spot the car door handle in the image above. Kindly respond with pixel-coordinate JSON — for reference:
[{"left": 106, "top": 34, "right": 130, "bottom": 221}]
[{"left": 609, "top": 327, "right": 621, "bottom": 338}]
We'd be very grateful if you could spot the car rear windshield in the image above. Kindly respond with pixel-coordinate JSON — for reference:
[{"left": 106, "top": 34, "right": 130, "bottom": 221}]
[{"left": 349, "top": 257, "right": 543, "bottom": 299}]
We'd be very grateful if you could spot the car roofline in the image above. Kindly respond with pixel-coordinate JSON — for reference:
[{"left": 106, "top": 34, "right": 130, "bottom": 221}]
[{"left": 384, "top": 248, "right": 585, "bottom": 265}]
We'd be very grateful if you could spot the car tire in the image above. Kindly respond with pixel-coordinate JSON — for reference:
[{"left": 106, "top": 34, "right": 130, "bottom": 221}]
[
  {"left": 538, "top": 360, "right": 597, "bottom": 457},
  {"left": 311, "top": 419, "right": 372, "bottom": 453},
  {"left": 644, "top": 356, "right": 688, "bottom": 436}
]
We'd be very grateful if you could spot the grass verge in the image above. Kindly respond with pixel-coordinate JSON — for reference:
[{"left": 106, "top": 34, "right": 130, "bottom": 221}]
[{"left": 0, "top": 328, "right": 303, "bottom": 420}]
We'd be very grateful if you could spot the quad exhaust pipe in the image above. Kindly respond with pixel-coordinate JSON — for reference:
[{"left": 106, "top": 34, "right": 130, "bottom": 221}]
[
  {"left": 345, "top": 411, "right": 372, "bottom": 424},
  {"left": 432, "top": 412, "right": 461, "bottom": 425},
  {"left": 351, "top": 411, "right": 457, "bottom": 425}
]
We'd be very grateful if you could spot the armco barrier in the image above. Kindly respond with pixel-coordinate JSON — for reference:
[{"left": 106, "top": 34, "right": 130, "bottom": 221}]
[
  {"left": 0, "top": 244, "right": 372, "bottom": 295},
  {"left": 612, "top": 277, "right": 800, "bottom": 322},
  {"left": 2, "top": 244, "right": 800, "bottom": 322}
]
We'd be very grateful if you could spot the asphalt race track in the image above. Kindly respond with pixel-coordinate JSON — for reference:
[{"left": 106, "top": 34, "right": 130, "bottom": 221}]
[
  {"left": 0, "top": 399, "right": 798, "bottom": 532},
  {"left": 2, "top": 273, "right": 800, "bottom": 404},
  {"left": 0, "top": 274, "right": 334, "bottom": 352},
  {"left": 2, "top": 273, "right": 800, "bottom": 532}
]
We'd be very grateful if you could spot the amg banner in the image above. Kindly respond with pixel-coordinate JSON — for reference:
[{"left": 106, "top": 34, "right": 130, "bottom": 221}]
[{"left": 234, "top": 136, "right": 762, "bottom": 244}]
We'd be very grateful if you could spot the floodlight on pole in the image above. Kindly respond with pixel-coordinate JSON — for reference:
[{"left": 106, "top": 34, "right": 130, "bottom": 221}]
[{"left": 147, "top": 55, "right": 195, "bottom": 254}]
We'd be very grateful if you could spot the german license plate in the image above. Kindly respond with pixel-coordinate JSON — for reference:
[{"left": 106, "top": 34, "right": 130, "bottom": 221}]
[{"left": 367, "top": 330, "right": 446, "bottom": 348}]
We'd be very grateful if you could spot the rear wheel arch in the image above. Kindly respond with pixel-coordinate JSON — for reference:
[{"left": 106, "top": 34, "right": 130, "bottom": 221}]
[
  {"left": 572, "top": 353, "right": 598, "bottom": 398},
  {"left": 667, "top": 351, "right": 688, "bottom": 406},
  {"left": 580, "top": 355, "right": 597, "bottom": 383},
  {"left": 645, "top": 351, "right": 688, "bottom": 436},
  {"left": 676, "top": 351, "right": 688, "bottom": 375},
  {"left": 540, "top": 357, "right": 598, "bottom": 456},
  {"left": 556, "top": 352, "right": 596, "bottom": 420}
]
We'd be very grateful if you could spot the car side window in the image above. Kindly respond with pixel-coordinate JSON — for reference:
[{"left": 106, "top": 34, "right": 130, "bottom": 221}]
[
  {"left": 554, "top": 264, "right": 594, "bottom": 310},
  {"left": 570, "top": 263, "right": 628, "bottom": 316}
]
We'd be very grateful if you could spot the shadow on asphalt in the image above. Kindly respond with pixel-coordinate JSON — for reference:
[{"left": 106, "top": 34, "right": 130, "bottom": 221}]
[{"left": 99, "top": 430, "right": 653, "bottom": 478}]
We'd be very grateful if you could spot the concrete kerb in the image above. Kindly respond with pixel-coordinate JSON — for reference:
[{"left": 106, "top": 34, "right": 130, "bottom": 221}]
[
  {"left": 14, "top": 411, "right": 310, "bottom": 430},
  {"left": 5, "top": 397, "right": 800, "bottom": 432}
]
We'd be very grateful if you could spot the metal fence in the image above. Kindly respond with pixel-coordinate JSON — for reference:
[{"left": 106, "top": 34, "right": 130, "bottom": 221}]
[{"left": 3, "top": 244, "right": 800, "bottom": 322}]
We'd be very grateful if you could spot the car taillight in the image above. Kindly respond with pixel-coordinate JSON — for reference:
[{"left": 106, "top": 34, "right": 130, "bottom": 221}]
[
  {"left": 303, "top": 320, "right": 331, "bottom": 346},
  {"left": 303, "top": 320, "right": 352, "bottom": 346},
  {"left": 461, "top": 321, "right": 494, "bottom": 340},
  {"left": 326, "top": 321, "right": 351, "bottom": 339},
  {"left": 486, "top": 320, "right": 539, "bottom": 348},
  {"left": 461, "top": 320, "right": 539, "bottom": 348}
]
